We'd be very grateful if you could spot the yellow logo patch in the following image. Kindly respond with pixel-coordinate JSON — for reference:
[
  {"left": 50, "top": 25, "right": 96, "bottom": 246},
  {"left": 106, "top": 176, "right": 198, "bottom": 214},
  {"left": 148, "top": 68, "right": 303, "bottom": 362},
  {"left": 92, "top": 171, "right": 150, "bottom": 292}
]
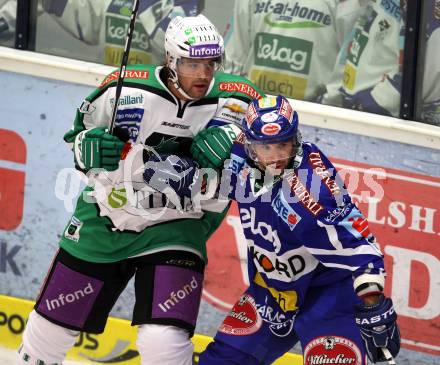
[
  {"left": 343, "top": 63, "right": 357, "bottom": 91},
  {"left": 108, "top": 187, "right": 127, "bottom": 208},
  {"left": 225, "top": 103, "right": 246, "bottom": 114},
  {"left": 104, "top": 46, "right": 153, "bottom": 67},
  {"left": 250, "top": 69, "right": 307, "bottom": 100},
  {"left": 258, "top": 96, "right": 278, "bottom": 108},
  {"left": 254, "top": 272, "right": 298, "bottom": 312}
]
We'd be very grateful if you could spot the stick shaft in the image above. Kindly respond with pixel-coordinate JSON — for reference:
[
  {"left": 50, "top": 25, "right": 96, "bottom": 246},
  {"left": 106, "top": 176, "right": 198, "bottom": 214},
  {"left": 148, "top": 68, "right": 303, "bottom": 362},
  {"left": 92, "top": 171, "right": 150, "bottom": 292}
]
[
  {"left": 109, "top": 0, "right": 141, "bottom": 134},
  {"left": 382, "top": 348, "right": 396, "bottom": 365}
]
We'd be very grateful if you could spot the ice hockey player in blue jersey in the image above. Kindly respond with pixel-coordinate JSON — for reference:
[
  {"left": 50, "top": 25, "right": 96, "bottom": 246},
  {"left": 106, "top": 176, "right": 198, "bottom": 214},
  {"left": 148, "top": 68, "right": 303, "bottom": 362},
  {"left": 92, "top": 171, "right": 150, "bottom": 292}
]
[{"left": 145, "top": 95, "right": 401, "bottom": 364}]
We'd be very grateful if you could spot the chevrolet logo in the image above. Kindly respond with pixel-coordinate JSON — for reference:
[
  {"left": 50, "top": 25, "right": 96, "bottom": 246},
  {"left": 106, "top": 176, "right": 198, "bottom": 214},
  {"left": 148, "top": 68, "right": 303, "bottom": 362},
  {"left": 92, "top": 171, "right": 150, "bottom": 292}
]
[{"left": 225, "top": 103, "right": 246, "bottom": 114}]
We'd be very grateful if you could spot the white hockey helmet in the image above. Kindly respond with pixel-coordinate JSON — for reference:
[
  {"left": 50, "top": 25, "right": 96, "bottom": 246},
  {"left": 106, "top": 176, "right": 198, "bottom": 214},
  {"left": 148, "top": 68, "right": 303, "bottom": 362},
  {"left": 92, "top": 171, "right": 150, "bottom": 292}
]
[{"left": 164, "top": 14, "right": 224, "bottom": 99}]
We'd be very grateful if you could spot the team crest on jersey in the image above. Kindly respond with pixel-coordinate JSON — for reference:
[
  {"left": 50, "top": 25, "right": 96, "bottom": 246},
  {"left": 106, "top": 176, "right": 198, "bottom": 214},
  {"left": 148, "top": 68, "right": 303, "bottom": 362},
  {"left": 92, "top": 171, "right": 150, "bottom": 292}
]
[
  {"left": 272, "top": 190, "right": 302, "bottom": 231},
  {"left": 304, "top": 336, "right": 362, "bottom": 365},
  {"left": 218, "top": 294, "right": 262, "bottom": 336}
]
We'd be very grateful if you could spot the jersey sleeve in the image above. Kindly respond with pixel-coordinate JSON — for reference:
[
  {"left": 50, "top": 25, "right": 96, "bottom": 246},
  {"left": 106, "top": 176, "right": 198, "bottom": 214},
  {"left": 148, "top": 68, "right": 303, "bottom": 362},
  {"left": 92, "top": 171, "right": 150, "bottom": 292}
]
[
  {"left": 296, "top": 145, "right": 385, "bottom": 280},
  {"left": 333, "top": 0, "right": 368, "bottom": 46},
  {"left": 62, "top": 70, "right": 118, "bottom": 169},
  {"left": 223, "top": 0, "right": 253, "bottom": 76},
  {"left": 301, "top": 204, "right": 385, "bottom": 276},
  {"left": 42, "top": 0, "right": 103, "bottom": 45}
]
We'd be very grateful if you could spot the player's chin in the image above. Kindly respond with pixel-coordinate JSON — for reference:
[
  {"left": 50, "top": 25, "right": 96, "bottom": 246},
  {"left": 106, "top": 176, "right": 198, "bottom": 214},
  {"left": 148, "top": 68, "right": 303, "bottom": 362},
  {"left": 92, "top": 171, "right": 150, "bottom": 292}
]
[
  {"left": 189, "top": 84, "right": 209, "bottom": 98},
  {"left": 264, "top": 161, "right": 289, "bottom": 175}
]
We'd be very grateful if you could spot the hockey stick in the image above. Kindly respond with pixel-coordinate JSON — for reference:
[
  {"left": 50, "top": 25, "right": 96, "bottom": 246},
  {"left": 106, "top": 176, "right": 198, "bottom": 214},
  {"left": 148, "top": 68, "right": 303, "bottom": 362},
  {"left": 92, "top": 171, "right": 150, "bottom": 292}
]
[
  {"left": 381, "top": 348, "right": 396, "bottom": 365},
  {"left": 109, "top": 0, "right": 141, "bottom": 134}
]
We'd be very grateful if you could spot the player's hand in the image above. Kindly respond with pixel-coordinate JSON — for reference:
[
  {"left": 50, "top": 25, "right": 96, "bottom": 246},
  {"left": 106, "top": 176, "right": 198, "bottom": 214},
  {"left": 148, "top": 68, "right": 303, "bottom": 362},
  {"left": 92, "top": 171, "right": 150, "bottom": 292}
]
[
  {"left": 143, "top": 154, "right": 199, "bottom": 198},
  {"left": 191, "top": 124, "right": 240, "bottom": 169},
  {"left": 355, "top": 295, "right": 400, "bottom": 363},
  {"left": 74, "top": 127, "right": 127, "bottom": 171}
]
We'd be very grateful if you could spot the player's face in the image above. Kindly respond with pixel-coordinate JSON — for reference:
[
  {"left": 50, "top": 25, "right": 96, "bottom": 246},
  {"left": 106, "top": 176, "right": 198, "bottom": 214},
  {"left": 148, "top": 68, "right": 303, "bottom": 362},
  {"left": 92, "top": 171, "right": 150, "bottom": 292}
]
[
  {"left": 252, "top": 141, "right": 295, "bottom": 174},
  {"left": 176, "top": 58, "right": 219, "bottom": 99}
]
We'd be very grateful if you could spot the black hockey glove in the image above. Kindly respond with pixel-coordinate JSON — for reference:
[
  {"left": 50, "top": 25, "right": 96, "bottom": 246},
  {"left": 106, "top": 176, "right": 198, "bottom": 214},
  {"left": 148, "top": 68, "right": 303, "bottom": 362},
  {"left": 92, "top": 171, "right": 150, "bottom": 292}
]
[
  {"left": 143, "top": 154, "right": 199, "bottom": 198},
  {"left": 355, "top": 295, "right": 400, "bottom": 363}
]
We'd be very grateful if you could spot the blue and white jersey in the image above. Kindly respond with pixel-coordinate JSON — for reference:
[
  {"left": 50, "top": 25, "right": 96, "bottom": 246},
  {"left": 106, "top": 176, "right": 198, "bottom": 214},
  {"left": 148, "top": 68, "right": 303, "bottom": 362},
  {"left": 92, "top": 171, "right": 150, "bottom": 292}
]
[{"left": 226, "top": 138, "right": 385, "bottom": 311}]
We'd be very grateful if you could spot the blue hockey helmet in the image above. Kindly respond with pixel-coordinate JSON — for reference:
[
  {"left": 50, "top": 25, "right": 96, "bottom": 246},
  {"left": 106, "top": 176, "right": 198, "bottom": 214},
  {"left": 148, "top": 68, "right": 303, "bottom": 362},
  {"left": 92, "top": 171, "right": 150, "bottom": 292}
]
[
  {"left": 241, "top": 95, "right": 301, "bottom": 170},
  {"left": 242, "top": 95, "right": 299, "bottom": 144}
]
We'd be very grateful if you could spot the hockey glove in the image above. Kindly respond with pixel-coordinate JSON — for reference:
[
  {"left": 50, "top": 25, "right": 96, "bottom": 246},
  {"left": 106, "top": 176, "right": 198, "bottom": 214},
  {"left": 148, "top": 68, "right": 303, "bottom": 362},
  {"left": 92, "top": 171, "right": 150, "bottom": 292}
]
[
  {"left": 74, "top": 127, "right": 127, "bottom": 171},
  {"left": 143, "top": 154, "right": 199, "bottom": 198},
  {"left": 191, "top": 124, "right": 240, "bottom": 169},
  {"left": 355, "top": 295, "right": 400, "bottom": 363}
]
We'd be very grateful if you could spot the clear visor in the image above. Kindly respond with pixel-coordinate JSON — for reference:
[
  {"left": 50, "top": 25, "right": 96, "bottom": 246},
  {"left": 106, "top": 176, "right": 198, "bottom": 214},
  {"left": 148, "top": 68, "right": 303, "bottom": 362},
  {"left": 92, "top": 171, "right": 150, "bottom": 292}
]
[
  {"left": 176, "top": 57, "right": 223, "bottom": 77},
  {"left": 245, "top": 136, "right": 301, "bottom": 173}
]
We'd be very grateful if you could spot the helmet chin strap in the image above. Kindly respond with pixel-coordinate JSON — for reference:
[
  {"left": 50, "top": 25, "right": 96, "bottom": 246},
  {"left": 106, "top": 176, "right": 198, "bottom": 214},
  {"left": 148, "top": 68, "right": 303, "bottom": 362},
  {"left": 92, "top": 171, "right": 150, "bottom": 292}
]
[{"left": 169, "top": 71, "right": 196, "bottom": 100}]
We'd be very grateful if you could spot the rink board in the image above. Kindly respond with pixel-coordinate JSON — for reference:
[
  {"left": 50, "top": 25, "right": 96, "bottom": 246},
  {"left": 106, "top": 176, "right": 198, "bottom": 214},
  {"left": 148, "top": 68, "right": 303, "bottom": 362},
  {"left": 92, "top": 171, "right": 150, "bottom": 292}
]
[{"left": 0, "top": 295, "right": 302, "bottom": 364}]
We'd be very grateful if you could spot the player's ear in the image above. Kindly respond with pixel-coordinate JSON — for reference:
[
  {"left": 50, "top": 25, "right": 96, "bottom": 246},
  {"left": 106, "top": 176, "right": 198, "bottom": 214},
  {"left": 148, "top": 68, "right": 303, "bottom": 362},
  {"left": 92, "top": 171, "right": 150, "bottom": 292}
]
[{"left": 165, "top": 55, "right": 172, "bottom": 68}]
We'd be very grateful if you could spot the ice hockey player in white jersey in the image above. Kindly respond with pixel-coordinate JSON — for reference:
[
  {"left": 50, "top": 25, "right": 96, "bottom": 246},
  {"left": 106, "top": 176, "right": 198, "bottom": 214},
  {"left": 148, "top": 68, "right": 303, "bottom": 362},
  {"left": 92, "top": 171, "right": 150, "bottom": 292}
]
[
  {"left": 322, "top": 0, "right": 405, "bottom": 117},
  {"left": 17, "top": 14, "right": 262, "bottom": 365},
  {"left": 41, "top": 0, "right": 204, "bottom": 65},
  {"left": 223, "top": 0, "right": 365, "bottom": 101}
]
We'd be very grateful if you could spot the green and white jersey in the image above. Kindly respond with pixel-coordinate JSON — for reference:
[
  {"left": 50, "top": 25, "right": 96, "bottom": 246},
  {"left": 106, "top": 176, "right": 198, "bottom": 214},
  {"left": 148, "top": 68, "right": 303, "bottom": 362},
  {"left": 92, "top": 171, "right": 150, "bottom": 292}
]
[
  {"left": 43, "top": 0, "right": 202, "bottom": 66},
  {"left": 61, "top": 64, "right": 262, "bottom": 263},
  {"left": 323, "top": 0, "right": 404, "bottom": 116},
  {"left": 224, "top": 0, "right": 364, "bottom": 101}
]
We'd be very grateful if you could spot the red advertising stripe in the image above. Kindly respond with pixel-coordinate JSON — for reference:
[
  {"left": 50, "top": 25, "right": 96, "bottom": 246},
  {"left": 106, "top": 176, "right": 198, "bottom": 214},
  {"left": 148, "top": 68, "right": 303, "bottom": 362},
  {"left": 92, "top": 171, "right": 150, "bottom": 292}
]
[{"left": 0, "top": 129, "right": 26, "bottom": 231}]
